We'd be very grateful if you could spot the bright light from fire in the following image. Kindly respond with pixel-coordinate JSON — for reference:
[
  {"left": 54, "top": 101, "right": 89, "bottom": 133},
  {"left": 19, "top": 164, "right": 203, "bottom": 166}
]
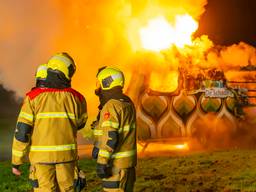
[
  {"left": 139, "top": 14, "right": 198, "bottom": 51},
  {"left": 149, "top": 71, "right": 179, "bottom": 92},
  {"left": 137, "top": 142, "right": 189, "bottom": 155}
]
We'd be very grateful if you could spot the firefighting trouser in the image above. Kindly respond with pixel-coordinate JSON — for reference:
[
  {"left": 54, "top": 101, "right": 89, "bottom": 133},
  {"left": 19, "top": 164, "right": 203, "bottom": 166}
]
[
  {"left": 29, "top": 161, "right": 77, "bottom": 192},
  {"left": 102, "top": 167, "right": 136, "bottom": 192}
]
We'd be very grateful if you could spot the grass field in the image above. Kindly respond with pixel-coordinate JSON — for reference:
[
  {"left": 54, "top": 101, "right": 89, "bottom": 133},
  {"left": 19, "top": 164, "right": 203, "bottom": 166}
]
[{"left": 1, "top": 149, "right": 256, "bottom": 192}]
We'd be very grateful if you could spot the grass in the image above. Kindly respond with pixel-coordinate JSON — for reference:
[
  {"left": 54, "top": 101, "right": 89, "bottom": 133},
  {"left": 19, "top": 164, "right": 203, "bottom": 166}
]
[
  {"left": 0, "top": 162, "right": 31, "bottom": 192},
  {"left": 1, "top": 149, "right": 256, "bottom": 191}
]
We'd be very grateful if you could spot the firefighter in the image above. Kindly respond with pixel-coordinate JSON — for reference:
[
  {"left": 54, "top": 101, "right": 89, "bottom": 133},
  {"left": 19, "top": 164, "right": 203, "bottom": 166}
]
[
  {"left": 35, "top": 63, "right": 48, "bottom": 87},
  {"left": 11, "top": 52, "right": 87, "bottom": 192},
  {"left": 94, "top": 67, "right": 137, "bottom": 192},
  {"left": 91, "top": 67, "right": 109, "bottom": 160}
]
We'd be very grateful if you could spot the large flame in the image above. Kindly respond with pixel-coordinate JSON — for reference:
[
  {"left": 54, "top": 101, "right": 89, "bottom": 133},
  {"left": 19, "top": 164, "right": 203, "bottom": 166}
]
[
  {"left": 139, "top": 14, "right": 198, "bottom": 51},
  {"left": 149, "top": 71, "right": 179, "bottom": 92}
]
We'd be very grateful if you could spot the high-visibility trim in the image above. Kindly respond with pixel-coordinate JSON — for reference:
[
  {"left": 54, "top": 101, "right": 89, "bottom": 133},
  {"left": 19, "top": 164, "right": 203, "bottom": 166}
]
[
  {"left": 98, "top": 149, "right": 136, "bottom": 159},
  {"left": 36, "top": 112, "right": 76, "bottom": 119},
  {"left": 102, "top": 121, "right": 119, "bottom": 129},
  {"left": 123, "top": 123, "right": 136, "bottom": 132},
  {"left": 19, "top": 112, "right": 34, "bottom": 122},
  {"left": 93, "top": 129, "right": 103, "bottom": 136},
  {"left": 36, "top": 64, "right": 48, "bottom": 79},
  {"left": 12, "top": 149, "right": 25, "bottom": 157},
  {"left": 30, "top": 144, "right": 76, "bottom": 152},
  {"left": 111, "top": 73, "right": 123, "bottom": 81},
  {"left": 111, "top": 150, "right": 136, "bottom": 159},
  {"left": 50, "top": 55, "right": 71, "bottom": 67},
  {"left": 99, "top": 149, "right": 111, "bottom": 158},
  {"left": 37, "top": 65, "right": 48, "bottom": 72}
]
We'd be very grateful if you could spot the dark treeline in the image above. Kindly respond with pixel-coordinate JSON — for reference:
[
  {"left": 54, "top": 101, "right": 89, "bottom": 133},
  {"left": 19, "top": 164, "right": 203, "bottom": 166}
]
[{"left": 0, "top": 84, "right": 21, "bottom": 118}]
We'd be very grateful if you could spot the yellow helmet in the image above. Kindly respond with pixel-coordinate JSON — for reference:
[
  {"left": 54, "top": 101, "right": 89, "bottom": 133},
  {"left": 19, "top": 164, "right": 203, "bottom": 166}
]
[
  {"left": 47, "top": 52, "right": 76, "bottom": 80},
  {"left": 35, "top": 64, "right": 48, "bottom": 80},
  {"left": 96, "top": 67, "right": 124, "bottom": 90}
]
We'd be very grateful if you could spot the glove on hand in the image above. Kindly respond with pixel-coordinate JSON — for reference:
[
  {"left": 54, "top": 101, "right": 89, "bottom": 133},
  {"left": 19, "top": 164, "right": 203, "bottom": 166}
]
[
  {"left": 96, "top": 163, "right": 111, "bottom": 178},
  {"left": 74, "top": 170, "right": 87, "bottom": 192},
  {"left": 92, "top": 146, "right": 99, "bottom": 159}
]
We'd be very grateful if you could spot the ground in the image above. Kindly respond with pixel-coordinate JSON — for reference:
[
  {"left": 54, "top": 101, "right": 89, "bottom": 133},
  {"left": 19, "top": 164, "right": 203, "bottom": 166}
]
[{"left": 1, "top": 149, "right": 256, "bottom": 192}]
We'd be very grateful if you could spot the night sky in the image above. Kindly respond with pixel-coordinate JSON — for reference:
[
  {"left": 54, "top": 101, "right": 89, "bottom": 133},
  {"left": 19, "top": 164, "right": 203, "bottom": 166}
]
[{"left": 196, "top": 0, "right": 256, "bottom": 46}]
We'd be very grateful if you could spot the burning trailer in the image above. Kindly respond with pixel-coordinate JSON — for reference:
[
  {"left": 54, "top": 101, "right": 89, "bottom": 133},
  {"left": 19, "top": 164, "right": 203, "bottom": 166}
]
[
  {"left": 123, "top": 15, "right": 256, "bottom": 153},
  {"left": 126, "top": 65, "right": 256, "bottom": 153}
]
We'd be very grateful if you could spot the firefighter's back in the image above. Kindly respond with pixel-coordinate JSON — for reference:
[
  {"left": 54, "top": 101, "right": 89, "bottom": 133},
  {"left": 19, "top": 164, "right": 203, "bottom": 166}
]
[{"left": 26, "top": 87, "right": 86, "bottom": 163}]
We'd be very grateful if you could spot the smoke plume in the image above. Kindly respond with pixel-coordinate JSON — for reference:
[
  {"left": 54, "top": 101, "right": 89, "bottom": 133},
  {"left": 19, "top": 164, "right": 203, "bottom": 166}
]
[
  {"left": 0, "top": 0, "right": 208, "bottom": 122},
  {"left": 1, "top": 0, "right": 256, "bottom": 138}
]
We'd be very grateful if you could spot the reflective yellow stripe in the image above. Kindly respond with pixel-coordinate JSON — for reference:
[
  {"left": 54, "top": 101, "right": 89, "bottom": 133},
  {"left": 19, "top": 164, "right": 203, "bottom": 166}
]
[
  {"left": 30, "top": 144, "right": 76, "bottom": 152},
  {"left": 99, "top": 149, "right": 136, "bottom": 159},
  {"left": 12, "top": 149, "right": 24, "bottom": 157},
  {"left": 36, "top": 112, "right": 76, "bottom": 119},
  {"left": 19, "top": 112, "right": 34, "bottom": 122},
  {"left": 123, "top": 123, "right": 136, "bottom": 132},
  {"left": 50, "top": 55, "right": 71, "bottom": 67},
  {"left": 37, "top": 65, "right": 48, "bottom": 72},
  {"left": 93, "top": 129, "right": 103, "bottom": 136},
  {"left": 99, "top": 149, "right": 111, "bottom": 158},
  {"left": 102, "top": 121, "right": 119, "bottom": 129},
  {"left": 36, "top": 65, "right": 48, "bottom": 79},
  {"left": 123, "top": 125, "right": 130, "bottom": 132},
  {"left": 112, "top": 150, "right": 136, "bottom": 159}
]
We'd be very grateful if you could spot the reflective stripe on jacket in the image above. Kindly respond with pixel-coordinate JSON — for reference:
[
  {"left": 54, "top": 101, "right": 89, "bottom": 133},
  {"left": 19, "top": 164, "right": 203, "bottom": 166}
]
[
  {"left": 97, "top": 99, "right": 137, "bottom": 169},
  {"left": 12, "top": 88, "right": 87, "bottom": 165}
]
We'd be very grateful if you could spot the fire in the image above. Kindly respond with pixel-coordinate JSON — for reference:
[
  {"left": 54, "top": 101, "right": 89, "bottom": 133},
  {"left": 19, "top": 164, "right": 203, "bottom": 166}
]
[
  {"left": 137, "top": 142, "right": 189, "bottom": 156},
  {"left": 139, "top": 14, "right": 198, "bottom": 51},
  {"left": 149, "top": 71, "right": 179, "bottom": 92}
]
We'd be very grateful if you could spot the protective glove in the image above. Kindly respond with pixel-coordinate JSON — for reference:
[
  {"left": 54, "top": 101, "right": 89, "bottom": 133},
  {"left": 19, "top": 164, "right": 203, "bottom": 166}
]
[
  {"left": 74, "top": 170, "right": 87, "bottom": 192},
  {"left": 96, "top": 163, "right": 111, "bottom": 178},
  {"left": 92, "top": 146, "right": 99, "bottom": 159}
]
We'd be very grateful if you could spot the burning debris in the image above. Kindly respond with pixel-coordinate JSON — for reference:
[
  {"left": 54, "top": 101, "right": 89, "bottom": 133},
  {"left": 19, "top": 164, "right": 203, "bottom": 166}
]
[
  {"left": 241, "top": 64, "right": 256, "bottom": 71},
  {"left": 1, "top": 0, "right": 256, "bottom": 152},
  {"left": 124, "top": 3, "right": 256, "bottom": 151}
]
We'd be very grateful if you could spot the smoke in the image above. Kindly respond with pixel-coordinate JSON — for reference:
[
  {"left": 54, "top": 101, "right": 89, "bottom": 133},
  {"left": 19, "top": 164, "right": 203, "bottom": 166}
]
[
  {"left": 0, "top": 0, "right": 209, "bottom": 91},
  {"left": 0, "top": 0, "right": 209, "bottom": 125},
  {"left": 1, "top": 0, "right": 256, "bottom": 139},
  {"left": 0, "top": 0, "right": 62, "bottom": 95}
]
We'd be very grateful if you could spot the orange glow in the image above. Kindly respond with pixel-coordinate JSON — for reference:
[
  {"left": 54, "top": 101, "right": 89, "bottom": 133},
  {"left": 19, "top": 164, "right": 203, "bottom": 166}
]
[
  {"left": 137, "top": 142, "right": 189, "bottom": 155},
  {"left": 78, "top": 143, "right": 189, "bottom": 158},
  {"left": 175, "top": 143, "right": 189, "bottom": 149},
  {"left": 139, "top": 15, "right": 198, "bottom": 51},
  {"left": 149, "top": 71, "right": 179, "bottom": 92}
]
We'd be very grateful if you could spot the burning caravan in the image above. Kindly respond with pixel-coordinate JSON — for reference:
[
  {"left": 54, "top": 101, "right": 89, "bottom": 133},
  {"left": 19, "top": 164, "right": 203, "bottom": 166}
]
[
  {"left": 126, "top": 65, "right": 256, "bottom": 152},
  {"left": 122, "top": 15, "right": 256, "bottom": 152}
]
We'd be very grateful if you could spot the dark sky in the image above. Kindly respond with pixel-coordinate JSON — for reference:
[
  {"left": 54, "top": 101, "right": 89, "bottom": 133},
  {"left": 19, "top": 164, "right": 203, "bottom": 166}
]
[{"left": 196, "top": 0, "right": 256, "bottom": 46}]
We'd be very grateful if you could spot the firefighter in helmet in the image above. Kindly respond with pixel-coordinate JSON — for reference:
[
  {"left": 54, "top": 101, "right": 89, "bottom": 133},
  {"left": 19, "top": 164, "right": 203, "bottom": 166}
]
[
  {"left": 94, "top": 66, "right": 137, "bottom": 192},
  {"left": 12, "top": 52, "right": 87, "bottom": 191},
  {"left": 35, "top": 63, "right": 48, "bottom": 87}
]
